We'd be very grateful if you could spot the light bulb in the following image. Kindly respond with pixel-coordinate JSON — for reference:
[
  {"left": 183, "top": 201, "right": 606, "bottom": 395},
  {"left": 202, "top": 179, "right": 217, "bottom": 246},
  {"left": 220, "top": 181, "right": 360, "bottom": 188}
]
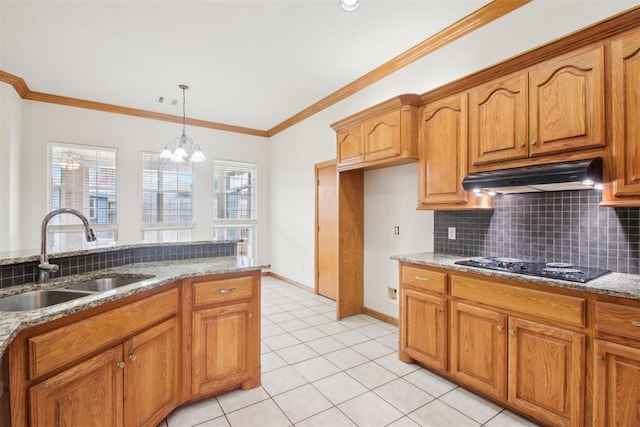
[
  {"left": 159, "top": 144, "right": 173, "bottom": 159},
  {"left": 190, "top": 147, "right": 206, "bottom": 163},
  {"left": 173, "top": 146, "right": 188, "bottom": 158},
  {"left": 340, "top": 0, "right": 360, "bottom": 12}
]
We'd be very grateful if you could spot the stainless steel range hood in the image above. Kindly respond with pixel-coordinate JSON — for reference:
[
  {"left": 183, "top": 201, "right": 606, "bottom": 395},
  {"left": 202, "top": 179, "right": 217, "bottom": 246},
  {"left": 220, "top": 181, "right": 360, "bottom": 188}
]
[{"left": 461, "top": 158, "right": 603, "bottom": 194}]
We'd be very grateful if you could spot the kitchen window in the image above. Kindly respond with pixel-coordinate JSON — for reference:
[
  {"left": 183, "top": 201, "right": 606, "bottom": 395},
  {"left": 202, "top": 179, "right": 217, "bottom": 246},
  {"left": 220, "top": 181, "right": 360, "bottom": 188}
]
[
  {"left": 48, "top": 142, "right": 118, "bottom": 251},
  {"left": 213, "top": 160, "right": 257, "bottom": 257},
  {"left": 141, "top": 152, "right": 194, "bottom": 242}
]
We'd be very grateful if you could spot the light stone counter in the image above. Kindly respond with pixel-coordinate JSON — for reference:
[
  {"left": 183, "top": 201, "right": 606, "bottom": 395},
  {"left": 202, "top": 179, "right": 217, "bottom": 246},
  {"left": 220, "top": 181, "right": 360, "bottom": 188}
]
[
  {"left": 0, "top": 256, "right": 269, "bottom": 357},
  {"left": 392, "top": 252, "right": 640, "bottom": 301}
]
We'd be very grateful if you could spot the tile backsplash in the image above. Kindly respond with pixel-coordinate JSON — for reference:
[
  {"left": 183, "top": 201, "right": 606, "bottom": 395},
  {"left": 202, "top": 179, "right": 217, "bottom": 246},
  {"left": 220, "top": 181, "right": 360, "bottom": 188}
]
[
  {"left": 434, "top": 190, "right": 640, "bottom": 274},
  {"left": 0, "top": 242, "right": 237, "bottom": 289}
]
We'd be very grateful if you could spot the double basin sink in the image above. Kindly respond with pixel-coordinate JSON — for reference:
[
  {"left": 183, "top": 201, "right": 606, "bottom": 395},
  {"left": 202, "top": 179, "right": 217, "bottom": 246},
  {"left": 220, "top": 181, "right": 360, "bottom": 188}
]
[{"left": 0, "top": 276, "right": 155, "bottom": 312}]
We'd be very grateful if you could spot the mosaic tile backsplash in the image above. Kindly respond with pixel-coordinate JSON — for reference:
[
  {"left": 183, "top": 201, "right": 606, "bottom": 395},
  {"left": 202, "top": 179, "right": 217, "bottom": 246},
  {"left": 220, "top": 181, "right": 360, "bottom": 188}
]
[
  {"left": 434, "top": 190, "right": 640, "bottom": 274},
  {"left": 0, "top": 242, "right": 237, "bottom": 288}
]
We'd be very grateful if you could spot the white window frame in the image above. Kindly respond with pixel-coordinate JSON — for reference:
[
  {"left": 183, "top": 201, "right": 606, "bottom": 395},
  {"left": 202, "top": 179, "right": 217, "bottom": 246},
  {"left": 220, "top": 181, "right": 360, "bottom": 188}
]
[
  {"left": 47, "top": 141, "right": 118, "bottom": 251},
  {"left": 141, "top": 151, "right": 195, "bottom": 243},
  {"left": 213, "top": 159, "right": 258, "bottom": 258}
]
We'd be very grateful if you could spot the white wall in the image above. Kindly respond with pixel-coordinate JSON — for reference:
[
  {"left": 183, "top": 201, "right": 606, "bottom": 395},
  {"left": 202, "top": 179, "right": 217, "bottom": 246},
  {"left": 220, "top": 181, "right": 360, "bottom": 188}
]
[
  {"left": 267, "top": 1, "right": 639, "bottom": 316},
  {"left": 364, "top": 164, "right": 434, "bottom": 318},
  {"left": 0, "top": 82, "right": 22, "bottom": 252},
  {"left": 18, "top": 101, "right": 270, "bottom": 261}
]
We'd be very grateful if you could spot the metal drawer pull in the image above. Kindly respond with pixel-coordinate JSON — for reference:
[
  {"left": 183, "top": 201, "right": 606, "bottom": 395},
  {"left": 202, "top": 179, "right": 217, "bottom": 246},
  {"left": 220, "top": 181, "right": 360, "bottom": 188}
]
[
  {"left": 632, "top": 321, "right": 640, "bottom": 327},
  {"left": 497, "top": 325, "right": 504, "bottom": 332},
  {"left": 214, "top": 287, "right": 237, "bottom": 294},
  {"left": 414, "top": 276, "right": 429, "bottom": 282}
]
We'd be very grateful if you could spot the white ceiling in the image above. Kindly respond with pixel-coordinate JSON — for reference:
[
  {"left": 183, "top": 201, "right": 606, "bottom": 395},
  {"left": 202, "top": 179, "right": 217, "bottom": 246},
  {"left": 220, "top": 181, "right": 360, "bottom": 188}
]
[
  {"left": 0, "top": 1, "right": 638, "bottom": 132},
  {"left": 0, "top": 0, "right": 494, "bottom": 131}
]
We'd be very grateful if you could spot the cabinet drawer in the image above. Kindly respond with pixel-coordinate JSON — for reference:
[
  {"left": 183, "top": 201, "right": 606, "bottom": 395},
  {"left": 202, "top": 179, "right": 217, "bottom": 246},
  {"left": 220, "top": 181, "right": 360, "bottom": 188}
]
[
  {"left": 451, "top": 275, "right": 586, "bottom": 327},
  {"left": 401, "top": 265, "right": 447, "bottom": 293},
  {"left": 193, "top": 276, "right": 253, "bottom": 307},
  {"left": 595, "top": 301, "right": 640, "bottom": 340},
  {"left": 28, "top": 287, "right": 179, "bottom": 380}
]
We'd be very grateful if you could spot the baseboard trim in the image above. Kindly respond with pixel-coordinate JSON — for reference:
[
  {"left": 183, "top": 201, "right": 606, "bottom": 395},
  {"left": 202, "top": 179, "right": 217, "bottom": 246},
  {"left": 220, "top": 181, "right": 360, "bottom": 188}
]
[
  {"left": 363, "top": 307, "right": 399, "bottom": 327},
  {"left": 263, "top": 272, "right": 314, "bottom": 293}
]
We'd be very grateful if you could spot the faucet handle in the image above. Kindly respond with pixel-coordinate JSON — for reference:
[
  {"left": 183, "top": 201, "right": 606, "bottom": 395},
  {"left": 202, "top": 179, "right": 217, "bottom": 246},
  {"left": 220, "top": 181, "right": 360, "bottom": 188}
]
[
  {"left": 87, "top": 228, "right": 97, "bottom": 242},
  {"left": 38, "top": 263, "right": 59, "bottom": 272}
]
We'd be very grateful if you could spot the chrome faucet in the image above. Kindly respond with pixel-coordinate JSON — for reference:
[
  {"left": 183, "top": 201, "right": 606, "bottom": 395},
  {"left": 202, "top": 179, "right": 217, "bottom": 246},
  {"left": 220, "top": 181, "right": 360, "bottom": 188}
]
[{"left": 39, "top": 208, "right": 97, "bottom": 283}]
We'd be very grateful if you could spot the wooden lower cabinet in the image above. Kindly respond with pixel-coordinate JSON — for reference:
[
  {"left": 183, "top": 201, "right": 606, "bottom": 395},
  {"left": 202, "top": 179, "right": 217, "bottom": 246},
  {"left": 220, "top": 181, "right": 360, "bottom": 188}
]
[
  {"left": 28, "top": 317, "right": 178, "bottom": 427},
  {"left": 450, "top": 301, "right": 507, "bottom": 399},
  {"left": 593, "top": 340, "right": 640, "bottom": 426},
  {"left": 399, "top": 288, "right": 447, "bottom": 371},
  {"left": 124, "top": 317, "right": 179, "bottom": 427},
  {"left": 29, "top": 345, "right": 124, "bottom": 427},
  {"left": 508, "top": 317, "right": 585, "bottom": 427},
  {"left": 192, "top": 303, "right": 252, "bottom": 396}
]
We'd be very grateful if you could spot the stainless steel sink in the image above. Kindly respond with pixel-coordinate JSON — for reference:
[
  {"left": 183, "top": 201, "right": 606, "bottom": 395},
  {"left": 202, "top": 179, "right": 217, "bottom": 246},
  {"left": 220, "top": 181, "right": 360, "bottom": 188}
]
[
  {"left": 0, "top": 289, "right": 94, "bottom": 312},
  {"left": 65, "top": 275, "right": 154, "bottom": 292}
]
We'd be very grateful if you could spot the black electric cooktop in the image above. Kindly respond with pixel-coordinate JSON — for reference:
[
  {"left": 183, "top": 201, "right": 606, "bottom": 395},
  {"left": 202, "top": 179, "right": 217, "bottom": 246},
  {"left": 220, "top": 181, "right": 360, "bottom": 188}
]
[{"left": 454, "top": 257, "right": 610, "bottom": 283}]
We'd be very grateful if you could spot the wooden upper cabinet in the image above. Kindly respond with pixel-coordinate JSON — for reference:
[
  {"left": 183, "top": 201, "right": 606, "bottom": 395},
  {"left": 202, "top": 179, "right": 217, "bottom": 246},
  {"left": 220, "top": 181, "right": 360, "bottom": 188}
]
[
  {"left": 336, "top": 124, "right": 364, "bottom": 167},
  {"left": 363, "top": 110, "right": 401, "bottom": 162},
  {"left": 418, "top": 94, "right": 492, "bottom": 209},
  {"left": 529, "top": 44, "right": 605, "bottom": 157},
  {"left": 469, "top": 44, "right": 605, "bottom": 170},
  {"left": 332, "top": 94, "right": 419, "bottom": 171},
  {"left": 603, "top": 27, "right": 640, "bottom": 205},
  {"left": 419, "top": 93, "right": 468, "bottom": 206},
  {"left": 469, "top": 72, "right": 528, "bottom": 166}
]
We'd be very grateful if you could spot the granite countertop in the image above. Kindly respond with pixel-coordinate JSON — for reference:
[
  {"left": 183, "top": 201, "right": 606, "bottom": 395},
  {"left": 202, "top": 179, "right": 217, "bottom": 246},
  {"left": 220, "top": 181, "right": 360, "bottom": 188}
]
[
  {"left": 0, "top": 256, "right": 269, "bottom": 357},
  {"left": 391, "top": 252, "right": 640, "bottom": 301}
]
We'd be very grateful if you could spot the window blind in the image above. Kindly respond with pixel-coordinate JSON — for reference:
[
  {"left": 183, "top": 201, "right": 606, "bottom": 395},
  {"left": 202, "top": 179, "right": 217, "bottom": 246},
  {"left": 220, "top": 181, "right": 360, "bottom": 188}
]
[
  {"left": 213, "top": 160, "right": 257, "bottom": 257},
  {"left": 48, "top": 142, "right": 117, "bottom": 251},
  {"left": 141, "top": 152, "right": 194, "bottom": 242}
]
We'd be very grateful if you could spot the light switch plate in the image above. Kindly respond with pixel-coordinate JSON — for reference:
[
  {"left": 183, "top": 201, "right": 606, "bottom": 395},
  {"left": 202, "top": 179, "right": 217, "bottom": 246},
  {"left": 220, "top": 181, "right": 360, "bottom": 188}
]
[{"left": 448, "top": 227, "right": 456, "bottom": 240}]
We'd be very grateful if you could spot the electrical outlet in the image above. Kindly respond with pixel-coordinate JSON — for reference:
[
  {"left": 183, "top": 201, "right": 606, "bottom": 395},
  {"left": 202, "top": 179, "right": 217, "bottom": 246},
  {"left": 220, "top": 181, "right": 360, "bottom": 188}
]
[
  {"left": 394, "top": 226, "right": 400, "bottom": 235},
  {"left": 448, "top": 227, "right": 456, "bottom": 240}
]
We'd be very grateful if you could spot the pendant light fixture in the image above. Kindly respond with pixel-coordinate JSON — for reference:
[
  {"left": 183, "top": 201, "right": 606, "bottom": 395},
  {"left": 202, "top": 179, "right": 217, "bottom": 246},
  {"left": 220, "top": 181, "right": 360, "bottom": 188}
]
[{"left": 159, "top": 84, "right": 206, "bottom": 163}]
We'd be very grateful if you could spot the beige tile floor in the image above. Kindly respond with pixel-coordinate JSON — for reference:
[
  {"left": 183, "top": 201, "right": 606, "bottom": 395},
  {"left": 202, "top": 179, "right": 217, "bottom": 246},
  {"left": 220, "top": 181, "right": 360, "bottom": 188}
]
[{"left": 159, "top": 276, "right": 539, "bottom": 427}]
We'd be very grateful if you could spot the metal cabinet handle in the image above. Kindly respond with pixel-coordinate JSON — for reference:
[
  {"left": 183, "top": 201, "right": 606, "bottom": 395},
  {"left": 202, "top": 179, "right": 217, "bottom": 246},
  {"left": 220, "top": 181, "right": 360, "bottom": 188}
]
[
  {"left": 530, "top": 140, "right": 537, "bottom": 146},
  {"left": 519, "top": 142, "right": 525, "bottom": 148},
  {"left": 497, "top": 325, "right": 504, "bottom": 332},
  {"left": 129, "top": 354, "right": 136, "bottom": 362},
  {"left": 596, "top": 355, "right": 604, "bottom": 364},
  {"left": 414, "top": 276, "right": 429, "bottom": 282},
  {"left": 215, "top": 287, "right": 237, "bottom": 294},
  {"left": 116, "top": 361, "right": 125, "bottom": 369},
  {"left": 437, "top": 308, "right": 443, "bottom": 313},
  {"left": 632, "top": 321, "right": 640, "bottom": 327},
  {"left": 508, "top": 329, "right": 515, "bottom": 336}
]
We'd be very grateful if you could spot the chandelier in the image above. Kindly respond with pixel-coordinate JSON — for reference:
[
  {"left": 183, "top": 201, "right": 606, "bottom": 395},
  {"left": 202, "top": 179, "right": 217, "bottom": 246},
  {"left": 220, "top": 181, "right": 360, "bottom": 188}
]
[{"left": 159, "top": 84, "right": 206, "bottom": 163}]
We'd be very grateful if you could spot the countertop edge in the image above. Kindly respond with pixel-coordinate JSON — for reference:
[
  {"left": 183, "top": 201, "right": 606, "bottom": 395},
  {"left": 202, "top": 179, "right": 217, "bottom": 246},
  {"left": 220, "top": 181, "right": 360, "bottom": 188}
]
[
  {"left": 392, "top": 252, "right": 640, "bottom": 301},
  {"left": 0, "top": 256, "right": 269, "bottom": 358}
]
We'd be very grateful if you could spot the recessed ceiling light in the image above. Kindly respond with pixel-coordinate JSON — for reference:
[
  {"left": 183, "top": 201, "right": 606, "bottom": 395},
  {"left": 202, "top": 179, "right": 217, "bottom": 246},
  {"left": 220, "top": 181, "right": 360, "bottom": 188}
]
[{"left": 340, "top": 0, "right": 360, "bottom": 12}]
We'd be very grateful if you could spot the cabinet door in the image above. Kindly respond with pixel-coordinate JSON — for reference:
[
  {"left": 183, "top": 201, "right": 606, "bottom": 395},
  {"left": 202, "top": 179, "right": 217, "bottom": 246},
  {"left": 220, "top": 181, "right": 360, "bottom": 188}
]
[
  {"left": 400, "top": 288, "right": 447, "bottom": 370},
  {"left": 469, "top": 72, "right": 528, "bottom": 165},
  {"left": 529, "top": 44, "right": 604, "bottom": 157},
  {"left": 363, "top": 110, "right": 401, "bottom": 162},
  {"left": 124, "top": 317, "right": 179, "bottom": 427},
  {"left": 192, "top": 302, "right": 251, "bottom": 396},
  {"left": 419, "top": 93, "right": 468, "bottom": 205},
  {"left": 29, "top": 346, "right": 124, "bottom": 427},
  {"left": 450, "top": 302, "right": 507, "bottom": 399},
  {"left": 336, "top": 124, "right": 364, "bottom": 167},
  {"left": 610, "top": 27, "right": 640, "bottom": 197},
  {"left": 508, "top": 317, "right": 585, "bottom": 427},
  {"left": 593, "top": 339, "right": 640, "bottom": 427}
]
